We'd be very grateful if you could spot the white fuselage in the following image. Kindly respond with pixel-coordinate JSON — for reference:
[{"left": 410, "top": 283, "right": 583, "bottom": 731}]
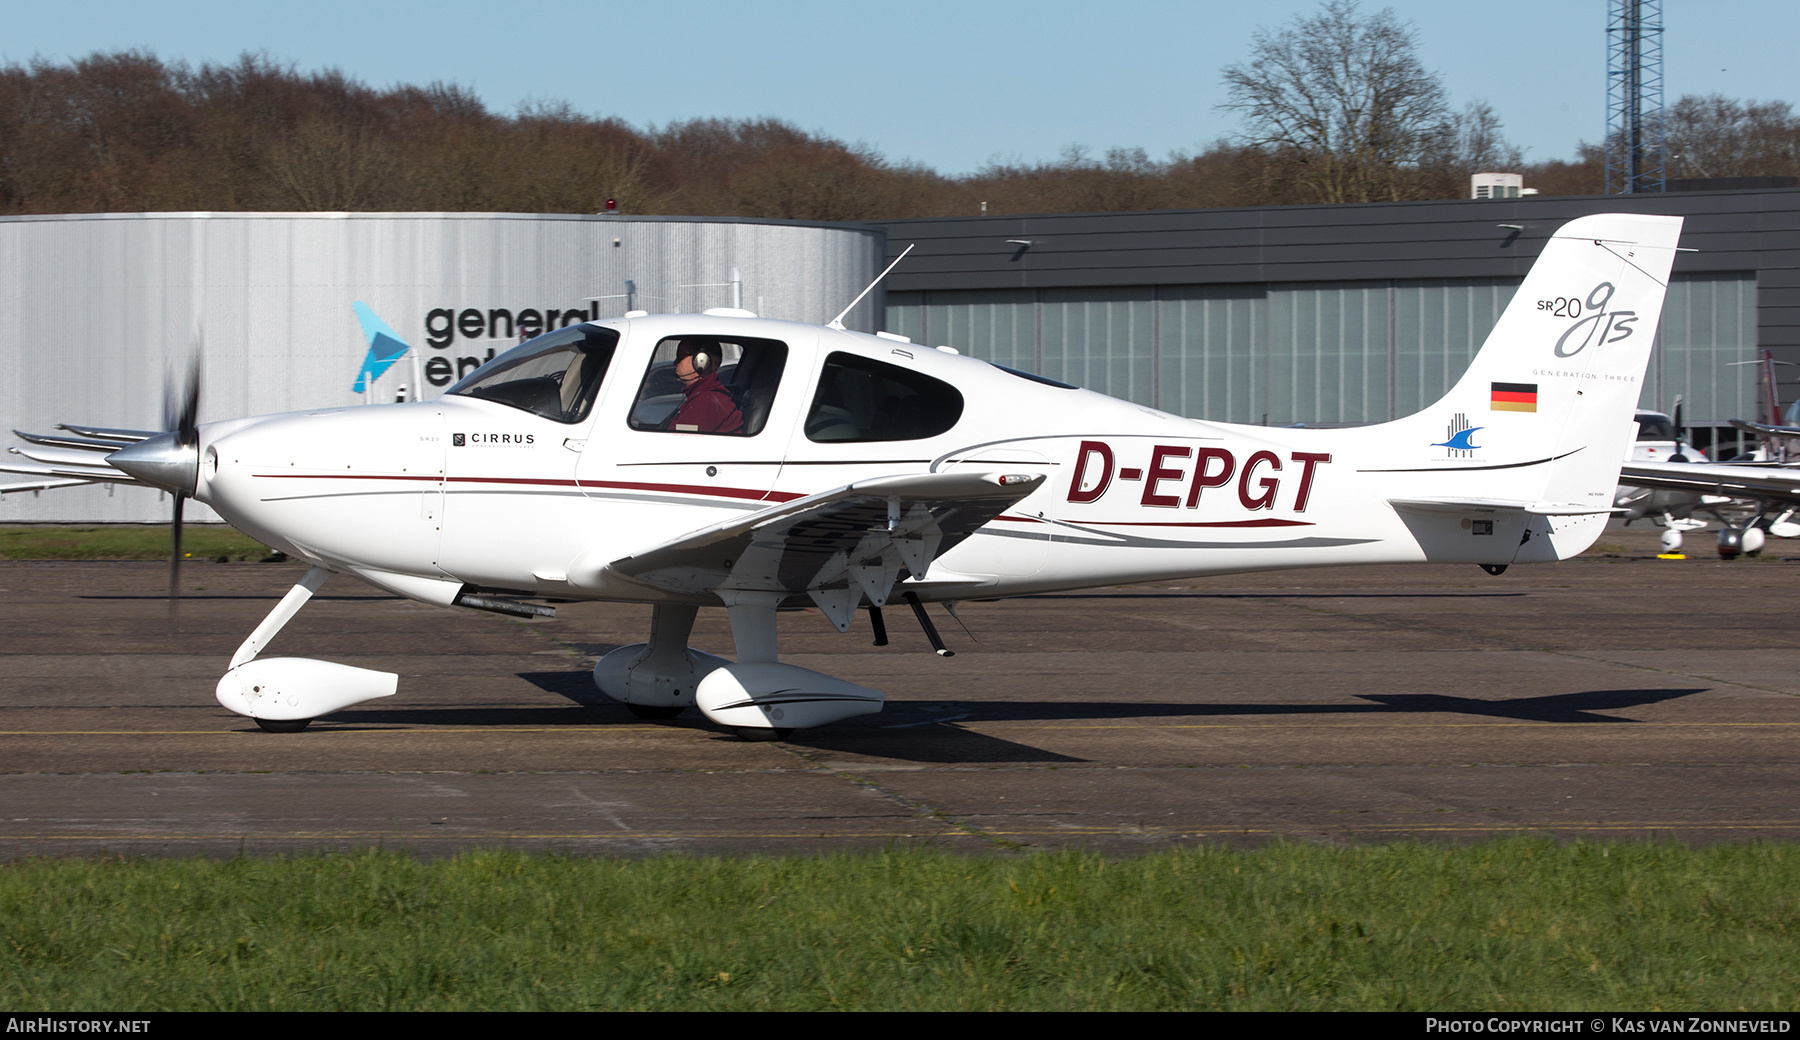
[{"left": 189, "top": 312, "right": 1600, "bottom": 607}]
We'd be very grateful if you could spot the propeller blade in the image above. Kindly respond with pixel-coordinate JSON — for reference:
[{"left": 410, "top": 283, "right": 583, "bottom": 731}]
[
  {"left": 167, "top": 355, "right": 201, "bottom": 449},
  {"left": 169, "top": 492, "right": 185, "bottom": 630},
  {"left": 164, "top": 349, "right": 200, "bottom": 629}
]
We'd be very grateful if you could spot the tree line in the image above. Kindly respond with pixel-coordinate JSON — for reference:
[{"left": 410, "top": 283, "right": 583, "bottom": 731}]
[{"left": 0, "top": 46, "right": 1791, "bottom": 222}]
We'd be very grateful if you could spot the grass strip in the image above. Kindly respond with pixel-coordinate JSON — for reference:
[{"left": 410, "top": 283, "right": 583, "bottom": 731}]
[
  {"left": 0, "top": 525, "right": 278, "bottom": 561},
  {"left": 3, "top": 840, "right": 1797, "bottom": 1011}
]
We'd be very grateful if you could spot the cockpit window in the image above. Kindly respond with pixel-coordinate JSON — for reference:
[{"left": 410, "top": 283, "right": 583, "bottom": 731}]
[
  {"left": 806, "top": 351, "right": 964, "bottom": 442},
  {"left": 446, "top": 325, "right": 619, "bottom": 424},
  {"left": 628, "top": 335, "right": 788, "bottom": 436}
]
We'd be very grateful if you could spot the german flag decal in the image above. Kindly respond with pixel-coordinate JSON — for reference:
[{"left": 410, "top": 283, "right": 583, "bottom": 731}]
[{"left": 1491, "top": 382, "right": 1538, "bottom": 412}]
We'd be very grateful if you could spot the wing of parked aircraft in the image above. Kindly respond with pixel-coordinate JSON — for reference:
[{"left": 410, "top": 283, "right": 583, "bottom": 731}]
[
  {"left": 1618, "top": 459, "right": 1800, "bottom": 555},
  {"left": 1618, "top": 460, "right": 1800, "bottom": 504},
  {"left": 1731, "top": 418, "right": 1800, "bottom": 445}
]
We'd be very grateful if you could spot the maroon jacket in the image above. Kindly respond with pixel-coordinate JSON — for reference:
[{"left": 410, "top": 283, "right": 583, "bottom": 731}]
[{"left": 671, "top": 372, "right": 743, "bottom": 434}]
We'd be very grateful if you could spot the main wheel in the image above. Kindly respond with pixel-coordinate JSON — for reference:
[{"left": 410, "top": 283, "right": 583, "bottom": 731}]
[
  {"left": 255, "top": 717, "right": 311, "bottom": 733},
  {"left": 733, "top": 726, "right": 793, "bottom": 742},
  {"left": 626, "top": 704, "right": 685, "bottom": 720}
]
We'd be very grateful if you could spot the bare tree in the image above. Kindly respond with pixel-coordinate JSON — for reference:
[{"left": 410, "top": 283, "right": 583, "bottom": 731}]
[
  {"left": 1666, "top": 94, "right": 1800, "bottom": 180},
  {"left": 1448, "top": 100, "right": 1523, "bottom": 173},
  {"left": 1219, "top": 0, "right": 1451, "bottom": 203}
]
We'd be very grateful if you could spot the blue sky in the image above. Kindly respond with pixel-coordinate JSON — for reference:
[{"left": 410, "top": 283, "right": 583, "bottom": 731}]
[{"left": 2, "top": 1, "right": 1792, "bottom": 175}]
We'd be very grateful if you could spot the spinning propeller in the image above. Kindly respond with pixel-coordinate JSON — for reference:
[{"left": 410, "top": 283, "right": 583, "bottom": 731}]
[
  {"left": 163, "top": 357, "right": 201, "bottom": 625},
  {"left": 107, "top": 354, "right": 203, "bottom": 626}
]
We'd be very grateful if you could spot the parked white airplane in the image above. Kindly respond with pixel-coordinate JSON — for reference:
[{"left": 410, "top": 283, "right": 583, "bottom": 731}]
[
  {"left": 1612, "top": 407, "right": 1719, "bottom": 551},
  {"left": 2, "top": 213, "right": 1684, "bottom": 739},
  {"left": 1615, "top": 353, "right": 1800, "bottom": 558},
  {"left": 1619, "top": 455, "right": 1800, "bottom": 558}
]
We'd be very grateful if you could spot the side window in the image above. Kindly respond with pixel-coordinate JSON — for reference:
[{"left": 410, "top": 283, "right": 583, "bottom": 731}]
[
  {"left": 444, "top": 325, "right": 618, "bottom": 424},
  {"left": 806, "top": 352, "right": 965, "bottom": 442},
  {"left": 628, "top": 335, "right": 788, "bottom": 436}
]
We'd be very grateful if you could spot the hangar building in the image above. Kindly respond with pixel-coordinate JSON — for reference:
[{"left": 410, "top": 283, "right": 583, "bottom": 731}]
[
  {"left": 0, "top": 212, "right": 884, "bottom": 522},
  {"left": 875, "top": 187, "right": 1800, "bottom": 453}
]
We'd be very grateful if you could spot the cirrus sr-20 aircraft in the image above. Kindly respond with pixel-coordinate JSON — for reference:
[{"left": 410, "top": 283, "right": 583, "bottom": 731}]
[{"left": 2, "top": 213, "right": 1683, "bottom": 740}]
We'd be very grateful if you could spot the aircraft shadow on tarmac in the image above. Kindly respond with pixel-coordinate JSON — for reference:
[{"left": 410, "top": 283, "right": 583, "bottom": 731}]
[
  {"left": 1013, "top": 591, "right": 1530, "bottom": 600},
  {"left": 81, "top": 593, "right": 396, "bottom": 601},
  {"left": 306, "top": 675, "right": 1708, "bottom": 766}
]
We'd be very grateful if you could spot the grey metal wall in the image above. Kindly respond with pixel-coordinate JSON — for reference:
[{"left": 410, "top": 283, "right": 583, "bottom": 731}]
[
  {"left": 0, "top": 212, "right": 883, "bottom": 522},
  {"left": 889, "top": 274, "right": 1757, "bottom": 426},
  {"left": 879, "top": 189, "right": 1796, "bottom": 429}
]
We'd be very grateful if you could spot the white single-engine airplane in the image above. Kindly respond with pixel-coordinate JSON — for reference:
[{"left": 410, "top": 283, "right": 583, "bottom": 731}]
[{"left": 2, "top": 213, "right": 1683, "bottom": 739}]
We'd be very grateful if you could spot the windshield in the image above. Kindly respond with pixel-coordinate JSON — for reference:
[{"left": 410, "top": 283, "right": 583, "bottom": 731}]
[{"left": 446, "top": 325, "right": 620, "bottom": 424}]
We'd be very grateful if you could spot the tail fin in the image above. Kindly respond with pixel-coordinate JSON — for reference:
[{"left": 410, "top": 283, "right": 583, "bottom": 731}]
[{"left": 1380, "top": 213, "right": 1684, "bottom": 561}]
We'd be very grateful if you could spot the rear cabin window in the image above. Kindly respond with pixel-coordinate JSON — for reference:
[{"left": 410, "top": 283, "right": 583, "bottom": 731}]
[
  {"left": 627, "top": 335, "right": 788, "bottom": 436},
  {"left": 805, "top": 352, "right": 964, "bottom": 442}
]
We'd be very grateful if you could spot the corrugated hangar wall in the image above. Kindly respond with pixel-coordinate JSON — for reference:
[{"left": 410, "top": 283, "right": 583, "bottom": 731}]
[
  {"left": 0, "top": 212, "right": 884, "bottom": 523},
  {"left": 877, "top": 189, "right": 1800, "bottom": 435}
]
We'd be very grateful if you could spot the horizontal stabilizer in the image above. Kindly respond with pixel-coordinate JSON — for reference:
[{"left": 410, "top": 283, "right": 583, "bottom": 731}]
[
  {"left": 0, "top": 458, "right": 143, "bottom": 486},
  {"left": 13, "top": 429, "right": 134, "bottom": 453},
  {"left": 11, "top": 444, "right": 133, "bottom": 469},
  {"left": 609, "top": 470, "right": 1045, "bottom": 604},
  {"left": 56, "top": 424, "right": 155, "bottom": 442},
  {"left": 1, "top": 475, "right": 105, "bottom": 494}
]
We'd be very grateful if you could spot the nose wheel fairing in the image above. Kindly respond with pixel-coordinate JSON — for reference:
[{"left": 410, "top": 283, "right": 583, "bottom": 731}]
[
  {"left": 216, "top": 656, "right": 398, "bottom": 721},
  {"left": 211, "top": 565, "right": 398, "bottom": 727}
]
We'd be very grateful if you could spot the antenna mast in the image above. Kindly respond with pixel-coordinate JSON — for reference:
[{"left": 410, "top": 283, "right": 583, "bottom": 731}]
[
  {"left": 1606, "top": 0, "right": 1666, "bottom": 194},
  {"left": 828, "top": 244, "right": 914, "bottom": 331}
]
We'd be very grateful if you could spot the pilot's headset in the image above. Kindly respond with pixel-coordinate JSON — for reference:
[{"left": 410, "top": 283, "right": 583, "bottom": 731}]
[{"left": 679, "top": 341, "right": 714, "bottom": 374}]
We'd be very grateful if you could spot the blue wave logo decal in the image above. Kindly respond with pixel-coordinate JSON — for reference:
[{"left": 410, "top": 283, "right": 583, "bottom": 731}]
[{"left": 1431, "top": 414, "right": 1482, "bottom": 457}]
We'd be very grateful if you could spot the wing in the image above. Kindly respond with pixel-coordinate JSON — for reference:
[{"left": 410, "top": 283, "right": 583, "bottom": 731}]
[
  {"left": 1618, "top": 460, "right": 1800, "bottom": 504},
  {"left": 1731, "top": 419, "right": 1800, "bottom": 439},
  {"left": 605, "top": 470, "right": 1045, "bottom": 631}
]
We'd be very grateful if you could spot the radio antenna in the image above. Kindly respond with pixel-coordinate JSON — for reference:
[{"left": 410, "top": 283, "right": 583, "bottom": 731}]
[{"left": 827, "top": 244, "right": 914, "bottom": 331}]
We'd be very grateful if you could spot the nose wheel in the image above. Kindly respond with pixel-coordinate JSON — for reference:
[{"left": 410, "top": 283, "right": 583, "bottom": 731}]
[
  {"left": 734, "top": 727, "right": 793, "bottom": 742},
  {"left": 255, "top": 717, "right": 312, "bottom": 733}
]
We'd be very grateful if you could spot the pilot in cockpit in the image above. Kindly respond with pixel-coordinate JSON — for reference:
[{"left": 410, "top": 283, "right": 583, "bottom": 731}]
[{"left": 669, "top": 340, "right": 744, "bottom": 434}]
